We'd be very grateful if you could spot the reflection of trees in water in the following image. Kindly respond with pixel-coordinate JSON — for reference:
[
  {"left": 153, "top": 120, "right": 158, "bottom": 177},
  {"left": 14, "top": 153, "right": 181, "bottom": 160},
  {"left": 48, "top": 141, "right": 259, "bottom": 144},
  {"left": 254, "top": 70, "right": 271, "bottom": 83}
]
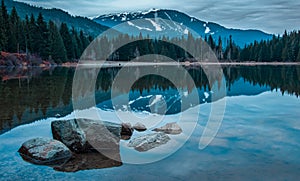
[
  {"left": 0, "top": 65, "right": 299, "bottom": 134},
  {"left": 223, "top": 66, "right": 300, "bottom": 97}
]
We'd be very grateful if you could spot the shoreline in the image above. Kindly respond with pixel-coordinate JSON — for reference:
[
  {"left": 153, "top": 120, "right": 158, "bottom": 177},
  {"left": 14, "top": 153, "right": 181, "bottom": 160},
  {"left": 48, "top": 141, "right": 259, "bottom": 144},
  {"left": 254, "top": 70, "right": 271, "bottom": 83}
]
[
  {"left": 1, "top": 61, "right": 300, "bottom": 69},
  {"left": 76, "top": 61, "right": 300, "bottom": 68}
]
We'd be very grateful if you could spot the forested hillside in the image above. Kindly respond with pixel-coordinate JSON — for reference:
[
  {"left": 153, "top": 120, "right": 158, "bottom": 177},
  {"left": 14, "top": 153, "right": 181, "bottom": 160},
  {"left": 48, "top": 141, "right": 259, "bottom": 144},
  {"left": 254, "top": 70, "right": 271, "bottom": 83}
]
[
  {"left": 0, "top": 0, "right": 93, "bottom": 64},
  {"left": 3, "top": 0, "right": 108, "bottom": 36}
]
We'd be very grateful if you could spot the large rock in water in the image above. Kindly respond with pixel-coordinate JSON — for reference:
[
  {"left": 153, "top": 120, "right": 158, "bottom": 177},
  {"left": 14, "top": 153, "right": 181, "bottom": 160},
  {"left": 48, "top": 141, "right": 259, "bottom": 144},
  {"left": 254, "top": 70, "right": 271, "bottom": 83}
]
[
  {"left": 51, "top": 119, "right": 87, "bottom": 153},
  {"left": 128, "top": 132, "right": 170, "bottom": 152},
  {"left": 51, "top": 119, "right": 122, "bottom": 159},
  {"left": 153, "top": 122, "right": 182, "bottom": 135},
  {"left": 18, "top": 138, "right": 72, "bottom": 165}
]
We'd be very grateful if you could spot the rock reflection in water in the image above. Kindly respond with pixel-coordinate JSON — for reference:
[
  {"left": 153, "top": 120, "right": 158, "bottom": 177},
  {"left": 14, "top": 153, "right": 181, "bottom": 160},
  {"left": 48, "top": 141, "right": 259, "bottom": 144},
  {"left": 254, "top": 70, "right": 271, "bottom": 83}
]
[{"left": 54, "top": 151, "right": 122, "bottom": 172}]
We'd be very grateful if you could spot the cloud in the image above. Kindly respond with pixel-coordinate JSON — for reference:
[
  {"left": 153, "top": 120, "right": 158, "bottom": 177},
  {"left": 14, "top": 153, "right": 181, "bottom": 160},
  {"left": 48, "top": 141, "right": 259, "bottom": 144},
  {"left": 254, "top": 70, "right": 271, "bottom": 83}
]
[{"left": 15, "top": 0, "right": 300, "bottom": 34}]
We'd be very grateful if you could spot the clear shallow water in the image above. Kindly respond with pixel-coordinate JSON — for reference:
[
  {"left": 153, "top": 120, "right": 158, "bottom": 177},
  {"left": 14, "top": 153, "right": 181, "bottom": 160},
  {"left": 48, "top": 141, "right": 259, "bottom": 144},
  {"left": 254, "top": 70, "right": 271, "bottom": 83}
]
[{"left": 0, "top": 65, "right": 300, "bottom": 180}]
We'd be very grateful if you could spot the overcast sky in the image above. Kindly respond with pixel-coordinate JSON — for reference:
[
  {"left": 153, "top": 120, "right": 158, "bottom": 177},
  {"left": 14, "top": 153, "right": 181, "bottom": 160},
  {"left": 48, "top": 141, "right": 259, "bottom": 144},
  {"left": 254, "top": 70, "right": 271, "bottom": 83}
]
[{"left": 16, "top": 0, "right": 300, "bottom": 35}]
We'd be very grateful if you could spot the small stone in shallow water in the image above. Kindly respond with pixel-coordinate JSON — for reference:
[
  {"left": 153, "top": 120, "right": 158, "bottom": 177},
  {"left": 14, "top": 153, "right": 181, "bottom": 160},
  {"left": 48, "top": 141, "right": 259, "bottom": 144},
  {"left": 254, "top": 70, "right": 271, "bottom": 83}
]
[
  {"left": 128, "top": 132, "right": 170, "bottom": 152},
  {"left": 153, "top": 122, "right": 182, "bottom": 135},
  {"left": 133, "top": 122, "right": 147, "bottom": 132}
]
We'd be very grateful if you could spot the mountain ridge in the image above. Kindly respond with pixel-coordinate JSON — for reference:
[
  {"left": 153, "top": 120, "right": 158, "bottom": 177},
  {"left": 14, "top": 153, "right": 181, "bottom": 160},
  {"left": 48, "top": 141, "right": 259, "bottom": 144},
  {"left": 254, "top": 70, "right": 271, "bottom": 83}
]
[
  {"left": 4, "top": 0, "right": 108, "bottom": 36},
  {"left": 93, "top": 9, "right": 272, "bottom": 47}
]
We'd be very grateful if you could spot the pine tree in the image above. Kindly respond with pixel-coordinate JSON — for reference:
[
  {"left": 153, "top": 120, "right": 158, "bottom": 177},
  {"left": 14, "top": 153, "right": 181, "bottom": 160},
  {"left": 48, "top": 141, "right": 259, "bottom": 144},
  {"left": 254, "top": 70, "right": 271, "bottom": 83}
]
[
  {"left": 48, "top": 20, "right": 67, "bottom": 63},
  {"left": 60, "top": 23, "right": 74, "bottom": 60},
  {"left": 282, "top": 45, "right": 288, "bottom": 62},
  {"left": 79, "top": 30, "right": 89, "bottom": 52},
  {"left": 1, "top": 0, "right": 9, "bottom": 51},
  {"left": 37, "top": 13, "right": 49, "bottom": 59},
  {"left": 208, "top": 35, "right": 215, "bottom": 51},
  {"left": 8, "top": 7, "right": 19, "bottom": 52},
  {"left": 217, "top": 36, "right": 223, "bottom": 59},
  {"left": 297, "top": 47, "right": 300, "bottom": 61},
  {"left": 28, "top": 14, "right": 39, "bottom": 53},
  {"left": 0, "top": 6, "right": 4, "bottom": 50},
  {"left": 24, "top": 15, "right": 31, "bottom": 54}
]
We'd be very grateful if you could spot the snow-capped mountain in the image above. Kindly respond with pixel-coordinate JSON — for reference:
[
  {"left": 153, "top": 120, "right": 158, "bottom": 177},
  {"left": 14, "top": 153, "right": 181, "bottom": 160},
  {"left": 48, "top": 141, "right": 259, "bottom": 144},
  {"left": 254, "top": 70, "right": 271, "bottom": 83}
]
[{"left": 93, "top": 9, "right": 272, "bottom": 47}]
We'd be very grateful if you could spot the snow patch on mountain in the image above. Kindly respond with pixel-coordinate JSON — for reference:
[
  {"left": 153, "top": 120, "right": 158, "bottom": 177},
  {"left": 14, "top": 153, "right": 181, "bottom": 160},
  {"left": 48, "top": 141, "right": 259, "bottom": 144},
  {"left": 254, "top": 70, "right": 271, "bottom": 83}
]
[
  {"left": 184, "top": 28, "right": 189, "bottom": 35},
  {"left": 146, "top": 18, "right": 163, "bottom": 31},
  {"left": 121, "top": 16, "right": 127, "bottom": 21},
  {"left": 205, "top": 26, "right": 210, "bottom": 34},
  {"left": 142, "top": 8, "right": 160, "bottom": 15},
  {"left": 127, "top": 21, "right": 152, "bottom": 31}
]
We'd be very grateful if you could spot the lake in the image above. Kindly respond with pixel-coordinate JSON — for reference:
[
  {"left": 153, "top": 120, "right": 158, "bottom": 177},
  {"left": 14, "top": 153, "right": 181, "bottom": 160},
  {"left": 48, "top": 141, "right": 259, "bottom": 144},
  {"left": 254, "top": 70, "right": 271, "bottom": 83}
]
[{"left": 0, "top": 65, "right": 300, "bottom": 180}]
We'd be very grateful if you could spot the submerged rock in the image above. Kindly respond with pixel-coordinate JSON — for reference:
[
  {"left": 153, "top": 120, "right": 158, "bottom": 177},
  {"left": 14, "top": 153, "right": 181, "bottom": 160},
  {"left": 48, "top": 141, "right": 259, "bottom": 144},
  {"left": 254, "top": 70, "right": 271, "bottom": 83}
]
[
  {"left": 121, "top": 123, "right": 134, "bottom": 140},
  {"left": 153, "top": 122, "right": 182, "bottom": 135},
  {"left": 51, "top": 119, "right": 122, "bottom": 156},
  {"left": 18, "top": 137, "right": 72, "bottom": 165},
  {"left": 128, "top": 132, "right": 170, "bottom": 152},
  {"left": 133, "top": 122, "right": 147, "bottom": 132}
]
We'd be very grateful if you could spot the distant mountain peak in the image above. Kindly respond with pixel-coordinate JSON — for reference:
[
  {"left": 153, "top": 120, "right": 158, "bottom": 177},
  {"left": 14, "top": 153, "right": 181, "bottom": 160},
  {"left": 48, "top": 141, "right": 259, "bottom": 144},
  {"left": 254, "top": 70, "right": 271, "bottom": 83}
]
[{"left": 93, "top": 9, "right": 272, "bottom": 47}]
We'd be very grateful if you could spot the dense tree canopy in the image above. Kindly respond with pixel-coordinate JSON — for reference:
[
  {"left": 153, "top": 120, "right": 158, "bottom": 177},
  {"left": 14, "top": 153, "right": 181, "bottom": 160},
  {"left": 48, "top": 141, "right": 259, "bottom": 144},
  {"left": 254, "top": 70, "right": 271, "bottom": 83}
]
[
  {"left": 1, "top": 0, "right": 299, "bottom": 63},
  {"left": 0, "top": 0, "right": 92, "bottom": 63}
]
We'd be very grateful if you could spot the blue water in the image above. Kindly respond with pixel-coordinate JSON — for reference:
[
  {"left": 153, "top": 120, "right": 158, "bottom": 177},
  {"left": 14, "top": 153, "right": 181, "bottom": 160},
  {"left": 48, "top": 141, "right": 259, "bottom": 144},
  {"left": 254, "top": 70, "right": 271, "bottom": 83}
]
[
  {"left": 0, "top": 65, "right": 300, "bottom": 180},
  {"left": 0, "top": 91, "right": 300, "bottom": 180}
]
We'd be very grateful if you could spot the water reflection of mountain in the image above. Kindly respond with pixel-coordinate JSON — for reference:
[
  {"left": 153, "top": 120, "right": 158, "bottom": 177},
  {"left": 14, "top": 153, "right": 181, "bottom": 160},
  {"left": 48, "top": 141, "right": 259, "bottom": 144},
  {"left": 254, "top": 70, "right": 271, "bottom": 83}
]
[{"left": 0, "top": 65, "right": 299, "bottom": 134}]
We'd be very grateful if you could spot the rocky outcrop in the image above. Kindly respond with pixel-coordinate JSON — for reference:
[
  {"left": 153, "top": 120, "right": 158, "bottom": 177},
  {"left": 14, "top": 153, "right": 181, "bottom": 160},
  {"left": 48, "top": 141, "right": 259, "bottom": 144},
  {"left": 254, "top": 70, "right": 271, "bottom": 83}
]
[
  {"left": 18, "top": 137, "right": 72, "bottom": 165},
  {"left": 128, "top": 132, "right": 170, "bottom": 152},
  {"left": 153, "top": 122, "right": 182, "bottom": 135},
  {"left": 133, "top": 122, "right": 147, "bottom": 132}
]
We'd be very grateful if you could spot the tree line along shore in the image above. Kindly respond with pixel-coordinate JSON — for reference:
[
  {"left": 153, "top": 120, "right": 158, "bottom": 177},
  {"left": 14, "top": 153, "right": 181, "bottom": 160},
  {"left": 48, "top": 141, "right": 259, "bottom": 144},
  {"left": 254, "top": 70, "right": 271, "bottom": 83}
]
[{"left": 0, "top": 0, "right": 299, "bottom": 67}]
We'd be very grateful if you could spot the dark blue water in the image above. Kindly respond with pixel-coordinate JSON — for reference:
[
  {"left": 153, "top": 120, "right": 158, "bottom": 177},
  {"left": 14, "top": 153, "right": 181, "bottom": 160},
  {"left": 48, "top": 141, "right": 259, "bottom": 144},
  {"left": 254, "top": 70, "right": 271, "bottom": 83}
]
[{"left": 0, "top": 65, "right": 300, "bottom": 180}]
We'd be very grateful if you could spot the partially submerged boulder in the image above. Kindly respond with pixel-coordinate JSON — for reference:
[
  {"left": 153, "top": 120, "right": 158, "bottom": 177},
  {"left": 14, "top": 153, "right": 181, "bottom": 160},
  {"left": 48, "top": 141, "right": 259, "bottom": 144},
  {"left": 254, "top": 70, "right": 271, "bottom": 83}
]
[
  {"left": 51, "top": 119, "right": 87, "bottom": 153},
  {"left": 18, "top": 137, "right": 72, "bottom": 165},
  {"left": 128, "top": 132, "right": 170, "bottom": 152},
  {"left": 133, "top": 122, "right": 147, "bottom": 132},
  {"left": 153, "top": 122, "right": 182, "bottom": 135},
  {"left": 51, "top": 119, "right": 122, "bottom": 156}
]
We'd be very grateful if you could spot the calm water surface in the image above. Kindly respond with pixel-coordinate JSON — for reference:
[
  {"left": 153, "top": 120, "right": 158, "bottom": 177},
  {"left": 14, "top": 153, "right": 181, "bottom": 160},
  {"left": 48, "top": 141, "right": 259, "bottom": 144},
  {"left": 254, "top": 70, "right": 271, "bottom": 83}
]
[{"left": 0, "top": 65, "right": 299, "bottom": 180}]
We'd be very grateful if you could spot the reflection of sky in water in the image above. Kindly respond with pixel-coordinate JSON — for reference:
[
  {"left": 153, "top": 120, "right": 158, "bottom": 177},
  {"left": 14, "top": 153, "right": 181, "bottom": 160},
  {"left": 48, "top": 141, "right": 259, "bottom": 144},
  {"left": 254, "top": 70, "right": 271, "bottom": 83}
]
[{"left": 0, "top": 91, "right": 300, "bottom": 180}]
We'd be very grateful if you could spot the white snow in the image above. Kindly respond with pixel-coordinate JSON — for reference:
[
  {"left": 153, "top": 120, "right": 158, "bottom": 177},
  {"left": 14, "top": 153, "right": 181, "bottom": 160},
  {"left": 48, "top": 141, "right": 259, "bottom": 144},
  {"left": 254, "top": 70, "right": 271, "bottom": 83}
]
[
  {"left": 204, "top": 92, "right": 209, "bottom": 99},
  {"left": 148, "top": 95, "right": 163, "bottom": 107},
  {"left": 183, "top": 91, "right": 189, "bottom": 97},
  {"left": 146, "top": 18, "right": 163, "bottom": 31},
  {"left": 164, "top": 12, "right": 172, "bottom": 20},
  {"left": 121, "top": 16, "right": 127, "bottom": 21},
  {"left": 184, "top": 28, "right": 189, "bottom": 35},
  {"left": 127, "top": 21, "right": 153, "bottom": 31},
  {"left": 205, "top": 26, "right": 211, "bottom": 34},
  {"left": 142, "top": 8, "right": 160, "bottom": 15},
  {"left": 128, "top": 95, "right": 153, "bottom": 105}
]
